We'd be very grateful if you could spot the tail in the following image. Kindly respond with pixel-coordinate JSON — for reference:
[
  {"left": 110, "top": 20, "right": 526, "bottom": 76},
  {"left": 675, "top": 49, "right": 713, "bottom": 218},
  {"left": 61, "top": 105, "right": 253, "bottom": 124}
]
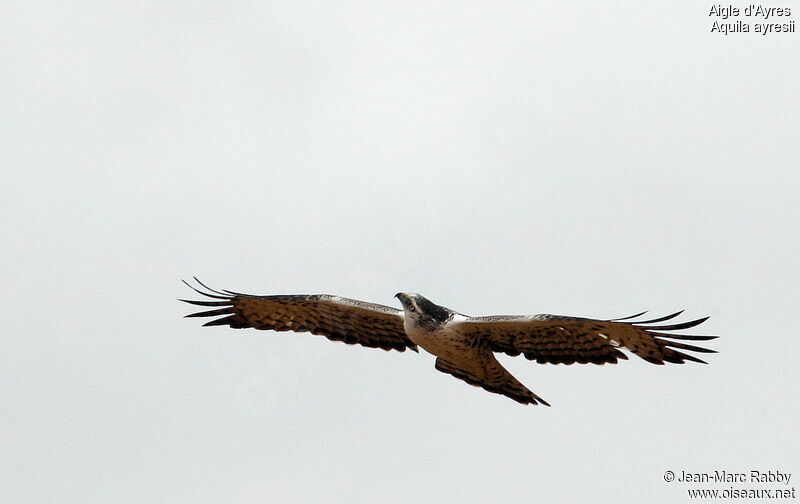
[{"left": 434, "top": 353, "right": 550, "bottom": 406}]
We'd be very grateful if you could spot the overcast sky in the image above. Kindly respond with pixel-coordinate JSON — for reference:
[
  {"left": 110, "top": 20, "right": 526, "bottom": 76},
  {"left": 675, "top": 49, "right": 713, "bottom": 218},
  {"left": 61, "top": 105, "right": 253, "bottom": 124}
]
[{"left": 2, "top": 1, "right": 798, "bottom": 503}]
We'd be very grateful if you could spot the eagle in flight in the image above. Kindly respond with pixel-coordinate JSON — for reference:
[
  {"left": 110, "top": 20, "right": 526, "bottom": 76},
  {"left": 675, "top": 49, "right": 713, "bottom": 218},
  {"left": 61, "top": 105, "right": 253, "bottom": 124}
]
[{"left": 181, "top": 278, "right": 717, "bottom": 406}]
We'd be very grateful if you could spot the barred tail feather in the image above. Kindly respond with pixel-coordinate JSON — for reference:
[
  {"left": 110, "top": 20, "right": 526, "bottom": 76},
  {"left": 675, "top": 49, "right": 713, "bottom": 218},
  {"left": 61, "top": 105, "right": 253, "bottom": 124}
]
[{"left": 435, "top": 356, "right": 550, "bottom": 406}]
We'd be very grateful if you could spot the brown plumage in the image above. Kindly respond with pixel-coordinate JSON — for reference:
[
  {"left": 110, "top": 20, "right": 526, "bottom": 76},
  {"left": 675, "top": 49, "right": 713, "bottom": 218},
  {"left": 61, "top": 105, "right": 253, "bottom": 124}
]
[
  {"left": 181, "top": 279, "right": 415, "bottom": 352},
  {"left": 180, "top": 279, "right": 717, "bottom": 406},
  {"left": 460, "top": 313, "right": 714, "bottom": 366}
]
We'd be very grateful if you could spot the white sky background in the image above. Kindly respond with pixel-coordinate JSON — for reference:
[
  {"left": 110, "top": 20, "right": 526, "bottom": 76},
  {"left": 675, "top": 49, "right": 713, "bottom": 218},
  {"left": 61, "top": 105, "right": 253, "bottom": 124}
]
[{"left": 2, "top": 1, "right": 799, "bottom": 502}]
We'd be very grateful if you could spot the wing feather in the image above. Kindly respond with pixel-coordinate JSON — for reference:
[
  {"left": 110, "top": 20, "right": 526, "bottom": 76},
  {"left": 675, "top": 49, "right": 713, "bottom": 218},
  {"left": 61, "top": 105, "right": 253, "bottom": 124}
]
[
  {"left": 608, "top": 311, "right": 648, "bottom": 321},
  {"left": 180, "top": 279, "right": 416, "bottom": 352},
  {"left": 640, "top": 317, "right": 709, "bottom": 331},
  {"left": 631, "top": 310, "right": 684, "bottom": 324},
  {"left": 455, "top": 312, "right": 716, "bottom": 365},
  {"left": 179, "top": 299, "right": 232, "bottom": 307}
]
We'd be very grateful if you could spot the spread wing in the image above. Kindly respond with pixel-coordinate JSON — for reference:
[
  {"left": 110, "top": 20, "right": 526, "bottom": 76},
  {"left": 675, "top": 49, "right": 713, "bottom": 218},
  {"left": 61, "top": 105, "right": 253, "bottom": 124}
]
[
  {"left": 180, "top": 278, "right": 416, "bottom": 352},
  {"left": 454, "top": 311, "right": 716, "bottom": 365}
]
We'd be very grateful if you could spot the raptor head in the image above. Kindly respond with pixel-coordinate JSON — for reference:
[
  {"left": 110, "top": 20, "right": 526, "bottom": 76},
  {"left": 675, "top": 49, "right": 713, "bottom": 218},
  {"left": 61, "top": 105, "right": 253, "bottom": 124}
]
[{"left": 394, "top": 292, "right": 452, "bottom": 329}]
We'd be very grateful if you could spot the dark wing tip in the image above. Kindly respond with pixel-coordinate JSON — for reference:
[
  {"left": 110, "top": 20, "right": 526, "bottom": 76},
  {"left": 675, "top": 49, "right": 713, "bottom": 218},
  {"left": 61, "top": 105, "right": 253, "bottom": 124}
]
[
  {"left": 674, "top": 353, "right": 709, "bottom": 364},
  {"left": 633, "top": 310, "right": 685, "bottom": 324},
  {"left": 640, "top": 314, "right": 716, "bottom": 364},
  {"left": 181, "top": 279, "right": 238, "bottom": 325},
  {"left": 181, "top": 278, "right": 234, "bottom": 300},
  {"left": 609, "top": 311, "right": 648, "bottom": 321},
  {"left": 192, "top": 277, "right": 231, "bottom": 296},
  {"left": 642, "top": 316, "right": 710, "bottom": 331},
  {"left": 184, "top": 307, "right": 235, "bottom": 319},
  {"left": 202, "top": 315, "right": 240, "bottom": 327},
  {"left": 649, "top": 332, "right": 718, "bottom": 341},
  {"left": 657, "top": 339, "right": 718, "bottom": 354},
  {"left": 179, "top": 299, "right": 232, "bottom": 307}
]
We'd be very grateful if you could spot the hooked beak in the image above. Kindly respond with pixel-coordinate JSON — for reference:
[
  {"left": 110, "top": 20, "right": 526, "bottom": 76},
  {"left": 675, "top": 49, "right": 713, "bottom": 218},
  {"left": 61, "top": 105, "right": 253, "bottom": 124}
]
[{"left": 394, "top": 292, "right": 407, "bottom": 302}]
